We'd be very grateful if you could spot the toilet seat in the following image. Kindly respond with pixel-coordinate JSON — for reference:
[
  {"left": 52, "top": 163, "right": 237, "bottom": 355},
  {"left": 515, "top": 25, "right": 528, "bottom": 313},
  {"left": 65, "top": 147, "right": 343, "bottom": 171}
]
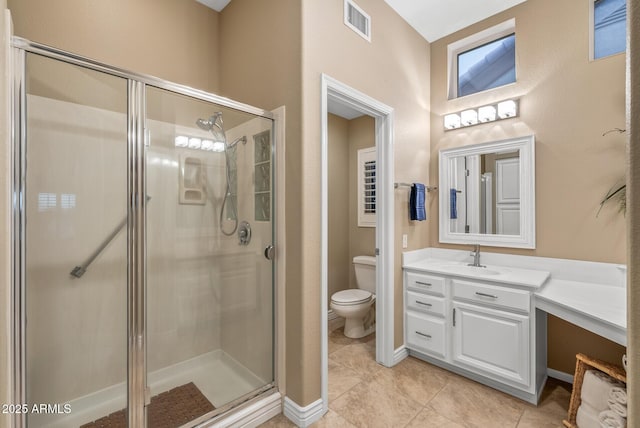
[{"left": 331, "top": 289, "right": 372, "bottom": 305}]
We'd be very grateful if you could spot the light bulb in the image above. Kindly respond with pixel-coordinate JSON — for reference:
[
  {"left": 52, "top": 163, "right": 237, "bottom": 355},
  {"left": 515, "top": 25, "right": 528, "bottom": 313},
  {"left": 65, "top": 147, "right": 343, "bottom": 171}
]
[
  {"left": 444, "top": 113, "right": 461, "bottom": 130},
  {"left": 498, "top": 100, "right": 517, "bottom": 119},
  {"left": 461, "top": 109, "right": 478, "bottom": 126},
  {"left": 478, "top": 105, "right": 497, "bottom": 122}
]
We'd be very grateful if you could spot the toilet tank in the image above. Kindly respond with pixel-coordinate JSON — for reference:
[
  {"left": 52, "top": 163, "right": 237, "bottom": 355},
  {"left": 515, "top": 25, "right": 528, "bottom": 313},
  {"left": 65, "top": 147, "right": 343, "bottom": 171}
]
[{"left": 353, "top": 255, "right": 376, "bottom": 294}]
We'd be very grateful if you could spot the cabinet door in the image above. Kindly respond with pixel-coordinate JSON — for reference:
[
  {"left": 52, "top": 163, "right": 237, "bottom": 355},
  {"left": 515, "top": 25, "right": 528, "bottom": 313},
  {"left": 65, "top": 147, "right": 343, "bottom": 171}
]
[{"left": 452, "top": 301, "right": 530, "bottom": 389}]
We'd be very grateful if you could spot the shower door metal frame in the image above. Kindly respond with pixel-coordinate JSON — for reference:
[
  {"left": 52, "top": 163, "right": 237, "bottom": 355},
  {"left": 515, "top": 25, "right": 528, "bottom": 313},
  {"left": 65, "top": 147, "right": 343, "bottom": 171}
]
[{"left": 10, "top": 37, "right": 278, "bottom": 428}]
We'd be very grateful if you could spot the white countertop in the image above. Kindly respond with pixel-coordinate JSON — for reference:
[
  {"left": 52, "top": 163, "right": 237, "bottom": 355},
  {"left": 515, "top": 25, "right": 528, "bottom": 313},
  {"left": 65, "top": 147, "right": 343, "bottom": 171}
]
[
  {"left": 535, "top": 279, "right": 627, "bottom": 346},
  {"left": 403, "top": 258, "right": 550, "bottom": 289}
]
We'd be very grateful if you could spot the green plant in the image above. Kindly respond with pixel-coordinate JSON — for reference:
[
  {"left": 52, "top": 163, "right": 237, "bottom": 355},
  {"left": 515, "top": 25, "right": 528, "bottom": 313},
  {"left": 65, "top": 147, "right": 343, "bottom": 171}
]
[
  {"left": 598, "top": 183, "right": 626, "bottom": 217},
  {"left": 597, "top": 128, "right": 627, "bottom": 217}
]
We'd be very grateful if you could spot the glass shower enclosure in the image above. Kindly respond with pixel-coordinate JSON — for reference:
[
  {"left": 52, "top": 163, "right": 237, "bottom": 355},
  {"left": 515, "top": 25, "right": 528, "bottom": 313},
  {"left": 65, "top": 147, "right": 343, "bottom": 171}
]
[{"left": 12, "top": 39, "right": 276, "bottom": 427}]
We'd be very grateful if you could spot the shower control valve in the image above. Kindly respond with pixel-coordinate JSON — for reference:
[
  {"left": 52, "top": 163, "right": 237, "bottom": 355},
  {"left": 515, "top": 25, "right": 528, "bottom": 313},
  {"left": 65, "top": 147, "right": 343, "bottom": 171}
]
[{"left": 238, "top": 221, "right": 251, "bottom": 246}]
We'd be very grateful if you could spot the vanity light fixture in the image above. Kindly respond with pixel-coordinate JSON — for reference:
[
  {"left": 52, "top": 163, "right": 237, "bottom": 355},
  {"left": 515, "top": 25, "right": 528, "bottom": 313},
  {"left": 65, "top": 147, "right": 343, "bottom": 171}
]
[
  {"left": 444, "top": 113, "right": 461, "bottom": 130},
  {"left": 200, "top": 139, "right": 214, "bottom": 151},
  {"left": 443, "top": 99, "right": 519, "bottom": 131},
  {"left": 174, "top": 135, "right": 189, "bottom": 147},
  {"left": 461, "top": 109, "right": 478, "bottom": 126},
  {"left": 211, "top": 141, "right": 226, "bottom": 152},
  {"left": 188, "top": 137, "right": 202, "bottom": 149},
  {"left": 478, "top": 105, "right": 497, "bottom": 122},
  {"left": 497, "top": 100, "right": 517, "bottom": 118},
  {"left": 175, "top": 134, "right": 226, "bottom": 152}
]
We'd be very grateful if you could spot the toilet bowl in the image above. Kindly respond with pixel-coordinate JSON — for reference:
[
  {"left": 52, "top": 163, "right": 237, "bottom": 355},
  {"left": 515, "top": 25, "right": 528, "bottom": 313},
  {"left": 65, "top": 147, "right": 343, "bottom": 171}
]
[{"left": 330, "top": 255, "right": 376, "bottom": 339}]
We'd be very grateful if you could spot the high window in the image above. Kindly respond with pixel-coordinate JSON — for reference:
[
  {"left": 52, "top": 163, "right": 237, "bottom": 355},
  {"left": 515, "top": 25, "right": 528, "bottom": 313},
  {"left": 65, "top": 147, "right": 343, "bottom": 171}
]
[
  {"left": 592, "top": 0, "right": 627, "bottom": 59},
  {"left": 448, "top": 19, "right": 516, "bottom": 99}
]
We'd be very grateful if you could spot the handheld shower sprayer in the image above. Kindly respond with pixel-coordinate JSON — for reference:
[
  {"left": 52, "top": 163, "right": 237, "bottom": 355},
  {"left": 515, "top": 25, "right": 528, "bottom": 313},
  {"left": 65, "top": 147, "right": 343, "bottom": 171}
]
[{"left": 195, "top": 112, "right": 247, "bottom": 236}]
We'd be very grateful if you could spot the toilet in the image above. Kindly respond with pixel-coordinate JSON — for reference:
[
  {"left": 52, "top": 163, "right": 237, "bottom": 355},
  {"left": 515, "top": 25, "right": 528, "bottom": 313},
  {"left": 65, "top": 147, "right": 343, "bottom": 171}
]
[{"left": 330, "top": 255, "right": 376, "bottom": 339}]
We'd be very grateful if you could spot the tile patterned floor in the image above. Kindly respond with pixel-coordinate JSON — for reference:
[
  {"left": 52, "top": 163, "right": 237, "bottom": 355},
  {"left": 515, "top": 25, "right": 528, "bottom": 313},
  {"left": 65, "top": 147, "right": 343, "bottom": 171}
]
[{"left": 259, "top": 328, "right": 572, "bottom": 427}]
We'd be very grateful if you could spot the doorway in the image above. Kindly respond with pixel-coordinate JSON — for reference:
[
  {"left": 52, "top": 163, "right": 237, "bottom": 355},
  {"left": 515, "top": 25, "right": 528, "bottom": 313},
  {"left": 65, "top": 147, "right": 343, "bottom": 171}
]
[{"left": 320, "top": 74, "right": 395, "bottom": 412}]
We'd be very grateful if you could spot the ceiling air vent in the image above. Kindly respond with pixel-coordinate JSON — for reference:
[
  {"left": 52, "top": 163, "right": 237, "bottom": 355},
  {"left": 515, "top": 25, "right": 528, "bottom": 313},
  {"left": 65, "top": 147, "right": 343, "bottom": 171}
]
[{"left": 344, "top": 0, "right": 371, "bottom": 42}]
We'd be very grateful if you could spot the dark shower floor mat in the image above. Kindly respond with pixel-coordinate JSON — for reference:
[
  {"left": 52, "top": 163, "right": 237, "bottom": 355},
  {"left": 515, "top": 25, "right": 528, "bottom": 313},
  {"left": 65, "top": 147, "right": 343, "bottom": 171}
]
[{"left": 80, "top": 382, "right": 215, "bottom": 428}]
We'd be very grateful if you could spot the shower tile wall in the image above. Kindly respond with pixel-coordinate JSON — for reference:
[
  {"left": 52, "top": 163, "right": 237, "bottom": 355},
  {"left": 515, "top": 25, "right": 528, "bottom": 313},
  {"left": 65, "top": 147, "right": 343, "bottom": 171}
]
[
  {"left": 26, "top": 94, "right": 273, "bottom": 417},
  {"left": 146, "top": 118, "right": 225, "bottom": 373},
  {"left": 26, "top": 95, "right": 128, "bottom": 415},
  {"left": 223, "top": 118, "right": 273, "bottom": 385}
]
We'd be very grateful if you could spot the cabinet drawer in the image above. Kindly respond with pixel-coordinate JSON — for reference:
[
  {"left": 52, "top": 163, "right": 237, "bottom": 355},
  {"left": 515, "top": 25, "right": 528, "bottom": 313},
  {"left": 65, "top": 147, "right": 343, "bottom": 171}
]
[
  {"left": 452, "top": 279, "right": 530, "bottom": 313},
  {"left": 406, "top": 312, "right": 446, "bottom": 359},
  {"left": 406, "top": 291, "right": 446, "bottom": 317},
  {"left": 406, "top": 271, "right": 446, "bottom": 296}
]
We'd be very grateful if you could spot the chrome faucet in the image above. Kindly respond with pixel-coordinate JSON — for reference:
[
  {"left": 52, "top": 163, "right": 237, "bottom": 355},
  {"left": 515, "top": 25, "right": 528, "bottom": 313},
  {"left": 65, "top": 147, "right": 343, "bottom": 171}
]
[{"left": 468, "top": 244, "right": 485, "bottom": 268}]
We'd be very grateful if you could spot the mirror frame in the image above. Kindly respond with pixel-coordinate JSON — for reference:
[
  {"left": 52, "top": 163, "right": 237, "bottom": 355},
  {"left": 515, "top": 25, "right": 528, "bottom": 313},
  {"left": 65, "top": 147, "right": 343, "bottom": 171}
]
[{"left": 438, "top": 135, "right": 536, "bottom": 249}]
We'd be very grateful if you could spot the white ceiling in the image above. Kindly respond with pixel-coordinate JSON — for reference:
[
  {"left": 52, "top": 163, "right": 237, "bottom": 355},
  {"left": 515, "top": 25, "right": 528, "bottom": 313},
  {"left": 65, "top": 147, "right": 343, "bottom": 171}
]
[
  {"left": 383, "top": 0, "right": 527, "bottom": 42},
  {"left": 196, "top": 0, "right": 527, "bottom": 43},
  {"left": 328, "top": 102, "right": 365, "bottom": 120},
  {"left": 195, "top": 0, "right": 231, "bottom": 12}
]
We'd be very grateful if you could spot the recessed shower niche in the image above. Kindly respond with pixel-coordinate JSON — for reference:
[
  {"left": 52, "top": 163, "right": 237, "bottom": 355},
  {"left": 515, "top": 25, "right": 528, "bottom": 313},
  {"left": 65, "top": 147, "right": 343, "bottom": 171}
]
[{"left": 179, "top": 154, "right": 207, "bottom": 205}]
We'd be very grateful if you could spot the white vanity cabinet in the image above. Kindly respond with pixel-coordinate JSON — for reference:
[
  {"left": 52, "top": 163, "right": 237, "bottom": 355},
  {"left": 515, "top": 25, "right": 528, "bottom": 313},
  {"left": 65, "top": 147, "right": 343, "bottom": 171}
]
[
  {"left": 404, "top": 268, "right": 547, "bottom": 404},
  {"left": 405, "top": 271, "right": 449, "bottom": 359}
]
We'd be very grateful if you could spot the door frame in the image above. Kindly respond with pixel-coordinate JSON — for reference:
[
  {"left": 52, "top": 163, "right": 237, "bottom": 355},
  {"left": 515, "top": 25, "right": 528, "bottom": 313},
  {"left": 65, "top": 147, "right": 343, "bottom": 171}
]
[{"left": 320, "top": 74, "right": 395, "bottom": 412}]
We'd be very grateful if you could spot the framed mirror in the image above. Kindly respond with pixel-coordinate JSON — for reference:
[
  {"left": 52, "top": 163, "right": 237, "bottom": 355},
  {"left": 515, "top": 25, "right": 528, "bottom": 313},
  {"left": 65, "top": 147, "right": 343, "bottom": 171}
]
[{"left": 438, "top": 135, "right": 535, "bottom": 248}]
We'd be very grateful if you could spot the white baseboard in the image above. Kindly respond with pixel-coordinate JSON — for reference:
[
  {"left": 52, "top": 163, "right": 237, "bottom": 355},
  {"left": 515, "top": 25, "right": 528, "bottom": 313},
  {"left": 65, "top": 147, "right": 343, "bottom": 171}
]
[
  {"left": 393, "top": 346, "right": 408, "bottom": 366},
  {"left": 547, "top": 368, "right": 574, "bottom": 384},
  {"left": 283, "top": 397, "right": 324, "bottom": 427},
  {"left": 206, "top": 391, "right": 282, "bottom": 428}
]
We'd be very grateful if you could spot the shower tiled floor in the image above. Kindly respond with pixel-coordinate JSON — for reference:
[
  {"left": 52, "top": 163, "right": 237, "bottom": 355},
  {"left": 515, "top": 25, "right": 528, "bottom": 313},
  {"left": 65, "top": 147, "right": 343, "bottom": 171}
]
[{"left": 259, "top": 327, "right": 572, "bottom": 427}]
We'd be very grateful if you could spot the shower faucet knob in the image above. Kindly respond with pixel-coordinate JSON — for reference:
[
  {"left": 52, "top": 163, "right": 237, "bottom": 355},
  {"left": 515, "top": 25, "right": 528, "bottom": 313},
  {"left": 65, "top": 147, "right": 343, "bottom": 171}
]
[{"left": 238, "top": 221, "right": 251, "bottom": 246}]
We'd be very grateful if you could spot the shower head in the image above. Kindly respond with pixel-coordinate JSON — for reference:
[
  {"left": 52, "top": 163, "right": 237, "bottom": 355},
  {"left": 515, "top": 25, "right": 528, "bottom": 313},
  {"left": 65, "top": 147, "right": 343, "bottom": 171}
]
[
  {"left": 195, "top": 113, "right": 246, "bottom": 151},
  {"left": 195, "top": 117, "right": 213, "bottom": 131},
  {"left": 196, "top": 112, "right": 226, "bottom": 144},
  {"left": 196, "top": 112, "right": 223, "bottom": 131}
]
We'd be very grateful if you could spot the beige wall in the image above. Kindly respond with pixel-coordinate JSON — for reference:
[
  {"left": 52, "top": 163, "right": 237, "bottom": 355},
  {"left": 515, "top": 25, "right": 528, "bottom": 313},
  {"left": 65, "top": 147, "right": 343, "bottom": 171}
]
[
  {"left": 218, "top": 0, "right": 305, "bottom": 404},
  {"left": 301, "top": 0, "right": 430, "bottom": 405},
  {"left": 627, "top": 0, "right": 639, "bottom": 424},
  {"left": 429, "top": 0, "right": 627, "bottom": 373},
  {"left": 328, "top": 114, "right": 350, "bottom": 300},
  {"left": 1, "top": 5, "right": 10, "bottom": 428},
  {"left": 348, "top": 116, "right": 376, "bottom": 289},
  {"left": 7, "top": 0, "right": 220, "bottom": 93}
]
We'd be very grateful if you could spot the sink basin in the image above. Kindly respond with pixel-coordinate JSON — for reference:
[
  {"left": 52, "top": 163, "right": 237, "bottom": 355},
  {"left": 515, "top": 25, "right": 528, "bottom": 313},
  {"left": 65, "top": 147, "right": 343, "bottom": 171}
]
[
  {"left": 453, "top": 266, "right": 502, "bottom": 276},
  {"left": 406, "top": 258, "right": 551, "bottom": 288},
  {"left": 416, "top": 260, "right": 507, "bottom": 277}
]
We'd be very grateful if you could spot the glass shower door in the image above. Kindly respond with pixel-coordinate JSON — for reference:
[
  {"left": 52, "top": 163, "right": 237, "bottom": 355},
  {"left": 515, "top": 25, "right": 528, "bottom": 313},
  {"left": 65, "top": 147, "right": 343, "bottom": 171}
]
[
  {"left": 144, "top": 86, "right": 275, "bottom": 425},
  {"left": 23, "top": 53, "right": 129, "bottom": 428}
]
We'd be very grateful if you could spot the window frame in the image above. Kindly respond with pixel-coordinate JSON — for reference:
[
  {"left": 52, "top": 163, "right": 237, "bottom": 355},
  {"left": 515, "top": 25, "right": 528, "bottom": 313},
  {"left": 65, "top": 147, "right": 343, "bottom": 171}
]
[
  {"left": 357, "top": 146, "right": 376, "bottom": 227},
  {"left": 447, "top": 19, "right": 516, "bottom": 100},
  {"left": 589, "top": 0, "right": 627, "bottom": 61}
]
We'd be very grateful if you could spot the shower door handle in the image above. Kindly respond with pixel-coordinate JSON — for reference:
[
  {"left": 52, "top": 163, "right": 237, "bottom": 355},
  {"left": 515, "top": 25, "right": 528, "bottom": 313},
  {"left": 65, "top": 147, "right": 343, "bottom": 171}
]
[{"left": 264, "top": 245, "right": 275, "bottom": 261}]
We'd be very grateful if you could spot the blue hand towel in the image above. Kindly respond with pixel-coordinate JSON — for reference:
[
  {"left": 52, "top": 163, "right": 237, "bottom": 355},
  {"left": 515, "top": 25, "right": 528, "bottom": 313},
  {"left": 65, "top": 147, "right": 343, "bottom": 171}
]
[
  {"left": 410, "top": 183, "right": 426, "bottom": 221},
  {"left": 450, "top": 188, "right": 458, "bottom": 219}
]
